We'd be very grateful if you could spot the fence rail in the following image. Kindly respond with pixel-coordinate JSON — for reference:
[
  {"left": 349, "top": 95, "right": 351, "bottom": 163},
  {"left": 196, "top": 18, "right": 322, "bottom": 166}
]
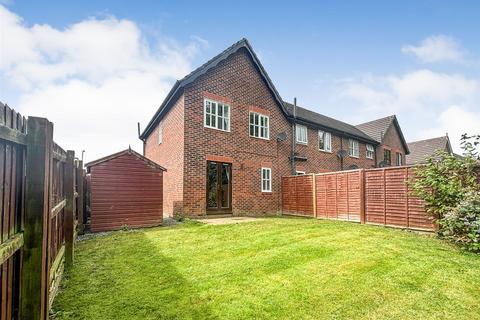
[
  {"left": 282, "top": 166, "right": 434, "bottom": 231},
  {"left": 0, "top": 103, "right": 84, "bottom": 320}
]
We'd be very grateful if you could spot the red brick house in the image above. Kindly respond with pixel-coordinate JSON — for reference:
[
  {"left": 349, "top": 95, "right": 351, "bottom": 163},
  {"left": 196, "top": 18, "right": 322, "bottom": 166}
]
[
  {"left": 356, "top": 115, "right": 409, "bottom": 167},
  {"left": 140, "top": 39, "right": 406, "bottom": 217}
]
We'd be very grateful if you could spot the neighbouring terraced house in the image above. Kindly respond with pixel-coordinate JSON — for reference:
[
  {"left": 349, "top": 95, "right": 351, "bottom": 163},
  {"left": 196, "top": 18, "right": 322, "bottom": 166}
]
[{"left": 139, "top": 38, "right": 409, "bottom": 217}]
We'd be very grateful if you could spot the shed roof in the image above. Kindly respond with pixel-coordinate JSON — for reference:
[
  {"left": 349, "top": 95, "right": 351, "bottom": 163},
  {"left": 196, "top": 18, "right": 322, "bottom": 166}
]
[
  {"left": 85, "top": 148, "right": 167, "bottom": 172},
  {"left": 405, "top": 136, "right": 452, "bottom": 164}
]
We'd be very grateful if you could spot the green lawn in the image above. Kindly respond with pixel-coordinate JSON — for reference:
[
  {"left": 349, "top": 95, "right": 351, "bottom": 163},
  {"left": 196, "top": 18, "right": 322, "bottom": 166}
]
[{"left": 52, "top": 217, "right": 480, "bottom": 320}]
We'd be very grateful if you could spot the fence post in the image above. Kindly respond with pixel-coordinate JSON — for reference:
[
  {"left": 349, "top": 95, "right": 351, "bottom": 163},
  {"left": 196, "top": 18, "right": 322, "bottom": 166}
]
[
  {"left": 359, "top": 169, "right": 366, "bottom": 224},
  {"left": 20, "top": 117, "right": 53, "bottom": 320},
  {"left": 64, "top": 150, "right": 75, "bottom": 268},
  {"left": 311, "top": 174, "right": 317, "bottom": 218},
  {"left": 77, "top": 160, "right": 85, "bottom": 234}
]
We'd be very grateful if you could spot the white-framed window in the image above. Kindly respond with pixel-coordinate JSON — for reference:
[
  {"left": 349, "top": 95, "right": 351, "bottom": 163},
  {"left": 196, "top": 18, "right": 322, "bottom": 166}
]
[
  {"left": 157, "top": 124, "right": 163, "bottom": 145},
  {"left": 204, "top": 98, "right": 230, "bottom": 132},
  {"left": 295, "top": 124, "right": 308, "bottom": 144},
  {"left": 296, "top": 171, "right": 306, "bottom": 175},
  {"left": 261, "top": 167, "right": 272, "bottom": 192},
  {"left": 348, "top": 139, "right": 359, "bottom": 158},
  {"left": 366, "top": 144, "right": 374, "bottom": 159},
  {"left": 396, "top": 152, "right": 403, "bottom": 166},
  {"left": 318, "top": 130, "right": 332, "bottom": 152},
  {"left": 249, "top": 112, "right": 269, "bottom": 139}
]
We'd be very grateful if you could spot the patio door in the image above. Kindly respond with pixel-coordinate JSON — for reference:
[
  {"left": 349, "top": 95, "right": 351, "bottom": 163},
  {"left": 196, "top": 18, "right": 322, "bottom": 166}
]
[{"left": 206, "top": 161, "right": 232, "bottom": 214}]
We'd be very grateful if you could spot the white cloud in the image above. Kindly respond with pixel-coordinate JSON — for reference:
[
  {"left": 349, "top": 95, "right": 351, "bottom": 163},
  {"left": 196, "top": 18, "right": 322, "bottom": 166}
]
[
  {"left": 337, "top": 69, "right": 480, "bottom": 153},
  {"left": 0, "top": 5, "right": 206, "bottom": 162},
  {"left": 401, "top": 35, "right": 467, "bottom": 63}
]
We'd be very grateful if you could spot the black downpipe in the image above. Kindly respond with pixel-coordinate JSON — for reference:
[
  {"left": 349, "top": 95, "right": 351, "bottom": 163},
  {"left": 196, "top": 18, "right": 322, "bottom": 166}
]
[{"left": 291, "top": 98, "right": 297, "bottom": 175}]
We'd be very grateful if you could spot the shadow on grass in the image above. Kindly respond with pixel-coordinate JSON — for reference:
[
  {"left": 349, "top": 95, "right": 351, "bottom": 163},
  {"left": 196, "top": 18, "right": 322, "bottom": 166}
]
[{"left": 53, "top": 231, "right": 218, "bottom": 320}]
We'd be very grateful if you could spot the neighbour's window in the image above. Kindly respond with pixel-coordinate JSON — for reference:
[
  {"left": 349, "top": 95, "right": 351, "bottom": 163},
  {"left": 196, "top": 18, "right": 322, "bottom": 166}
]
[
  {"left": 204, "top": 98, "right": 230, "bottom": 132},
  {"left": 261, "top": 167, "right": 272, "bottom": 192},
  {"left": 366, "top": 144, "right": 374, "bottom": 159},
  {"left": 396, "top": 152, "right": 402, "bottom": 166},
  {"left": 296, "top": 171, "right": 306, "bottom": 175},
  {"left": 295, "top": 125, "right": 308, "bottom": 144},
  {"left": 318, "top": 130, "right": 332, "bottom": 152},
  {"left": 384, "top": 149, "right": 391, "bottom": 165},
  {"left": 348, "top": 139, "right": 359, "bottom": 158},
  {"left": 249, "top": 112, "right": 269, "bottom": 139},
  {"left": 158, "top": 124, "right": 163, "bottom": 145}
]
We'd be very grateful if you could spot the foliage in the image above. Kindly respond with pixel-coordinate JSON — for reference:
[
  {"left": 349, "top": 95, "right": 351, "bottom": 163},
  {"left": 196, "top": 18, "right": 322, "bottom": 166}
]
[
  {"left": 440, "top": 191, "right": 480, "bottom": 252},
  {"left": 53, "top": 218, "right": 480, "bottom": 320},
  {"left": 410, "top": 150, "right": 478, "bottom": 219},
  {"left": 461, "top": 133, "right": 480, "bottom": 160}
]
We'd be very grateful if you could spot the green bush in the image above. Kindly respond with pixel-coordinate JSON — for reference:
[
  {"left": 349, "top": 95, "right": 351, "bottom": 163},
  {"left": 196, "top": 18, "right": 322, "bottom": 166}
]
[{"left": 440, "top": 191, "right": 480, "bottom": 252}]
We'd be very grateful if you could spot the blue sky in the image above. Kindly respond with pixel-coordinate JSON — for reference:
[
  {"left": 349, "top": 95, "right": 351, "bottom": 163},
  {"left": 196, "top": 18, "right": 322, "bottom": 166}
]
[{"left": 1, "top": 1, "right": 479, "bottom": 160}]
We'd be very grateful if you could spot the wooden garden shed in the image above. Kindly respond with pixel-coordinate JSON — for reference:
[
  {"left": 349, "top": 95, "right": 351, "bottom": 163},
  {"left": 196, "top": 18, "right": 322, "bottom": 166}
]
[{"left": 85, "top": 148, "right": 166, "bottom": 232}]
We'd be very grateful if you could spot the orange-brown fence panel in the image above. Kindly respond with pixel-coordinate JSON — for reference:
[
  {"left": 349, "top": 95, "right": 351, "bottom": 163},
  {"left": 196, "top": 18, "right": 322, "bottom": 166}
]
[
  {"left": 281, "top": 175, "right": 315, "bottom": 217},
  {"left": 365, "top": 166, "right": 433, "bottom": 231},
  {"left": 315, "top": 170, "right": 362, "bottom": 222},
  {"left": 281, "top": 166, "right": 434, "bottom": 231}
]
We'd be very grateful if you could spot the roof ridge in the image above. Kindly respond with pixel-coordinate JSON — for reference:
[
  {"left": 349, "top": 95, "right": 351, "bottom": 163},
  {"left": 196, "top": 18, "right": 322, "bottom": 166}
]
[
  {"left": 356, "top": 114, "right": 395, "bottom": 126},
  {"left": 408, "top": 135, "right": 448, "bottom": 144}
]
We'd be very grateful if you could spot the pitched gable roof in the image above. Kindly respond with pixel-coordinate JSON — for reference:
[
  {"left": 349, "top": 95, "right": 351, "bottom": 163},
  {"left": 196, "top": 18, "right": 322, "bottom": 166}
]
[
  {"left": 406, "top": 135, "right": 453, "bottom": 164},
  {"left": 356, "top": 115, "right": 409, "bottom": 154},
  {"left": 140, "top": 38, "right": 287, "bottom": 140},
  {"left": 85, "top": 148, "right": 167, "bottom": 172},
  {"left": 283, "top": 102, "right": 377, "bottom": 143}
]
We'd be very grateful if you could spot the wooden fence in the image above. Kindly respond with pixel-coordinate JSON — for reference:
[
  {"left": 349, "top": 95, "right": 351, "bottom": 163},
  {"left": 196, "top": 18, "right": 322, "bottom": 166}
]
[
  {"left": 0, "top": 103, "right": 84, "bottom": 320},
  {"left": 282, "top": 166, "right": 434, "bottom": 231}
]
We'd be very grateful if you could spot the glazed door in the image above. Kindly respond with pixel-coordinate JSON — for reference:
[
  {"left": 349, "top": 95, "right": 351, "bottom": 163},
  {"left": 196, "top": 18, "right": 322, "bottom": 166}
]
[{"left": 206, "top": 161, "right": 232, "bottom": 214}]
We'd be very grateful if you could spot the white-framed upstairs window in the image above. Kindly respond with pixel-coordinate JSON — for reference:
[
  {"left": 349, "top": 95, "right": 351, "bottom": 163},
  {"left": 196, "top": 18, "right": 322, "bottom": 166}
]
[
  {"left": 396, "top": 152, "right": 403, "bottom": 166},
  {"left": 157, "top": 124, "right": 163, "bottom": 145},
  {"left": 366, "top": 144, "right": 374, "bottom": 159},
  {"left": 204, "top": 98, "right": 230, "bottom": 132},
  {"left": 261, "top": 167, "right": 272, "bottom": 192},
  {"left": 318, "top": 130, "right": 332, "bottom": 152},
  {"left": 348, "top": 139, "right": 359, "bottom": 158},
  {"left": 295, "top": 124, "right": 308, "bottom": 144},
  {"left": 249, "top": 112, "right": 269, "bottom": 139}
]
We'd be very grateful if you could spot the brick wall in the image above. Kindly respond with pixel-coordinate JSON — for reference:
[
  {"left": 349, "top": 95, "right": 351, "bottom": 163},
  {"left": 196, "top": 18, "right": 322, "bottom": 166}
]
[
  {"left": 144, "top": 96, "right": 184, "bottom": 217},
  {"left": 294, "top": 127, "right": 376, "bottom": 173},
  {"left": 183, "top": 48, "right": 292, "bottom": 216},
  {"left": 377, "top": 123, "right": 407, "bottom": 166}
]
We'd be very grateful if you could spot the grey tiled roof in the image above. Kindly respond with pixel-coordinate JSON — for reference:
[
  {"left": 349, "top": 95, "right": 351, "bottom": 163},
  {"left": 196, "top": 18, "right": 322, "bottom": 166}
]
[
  {"left": 406, "top": 136, "right": 452, "bottom": 164},
  {"left": 355, "top": 116, "right": 395, "bottom": 143},
  {"left": 283, "top": 102, "right": 377, "bottom": 143}
]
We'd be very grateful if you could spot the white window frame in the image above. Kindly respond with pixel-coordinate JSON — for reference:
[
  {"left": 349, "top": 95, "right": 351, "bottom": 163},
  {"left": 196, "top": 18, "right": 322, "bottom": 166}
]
[
  {"left": 261, "top": 167, "right": 272, "bottom": 192},
  {"left": 396, "top": 152, "right": 403, "bottom": 166},
  {"left": 348, "top": 139, "right": 359, "bottom": 158},
  {"left": 204, "top": 98, "right": 230, "bottom": 132},
  {"left": 249, "top": 112, "right": 270, "bottom": 140},
  {"left": 157, "top": 124, "right": 163, "bottom": 145},
  {"left": 366, "top": 144, "right": 374, "bottom": 159},
  {"left": 295, "top": 124, "right": 308, "bottom": 144},
  {"left": 318, "top": 130, "right": 332, "bottom": 152}
]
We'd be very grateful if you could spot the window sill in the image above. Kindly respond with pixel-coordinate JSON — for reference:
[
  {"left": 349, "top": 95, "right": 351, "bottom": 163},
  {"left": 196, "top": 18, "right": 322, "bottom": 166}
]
[
  {"left": 296, "top": 142, "right": 308, "bottom": 145},
  {"left": 262, "top": 191, "right": 272, "bottom": 194},
  {"left": 204, "top": 125, "right": 231, "bottom": 133},
  {"left": 319, "top": 149, "right": 332, "bottom": 154},
  {"left": 349, "top": 155, "right": 359, "bottom": 159},
  {"left": 250, "top": 135, "right": 270, "bottom": 141}
]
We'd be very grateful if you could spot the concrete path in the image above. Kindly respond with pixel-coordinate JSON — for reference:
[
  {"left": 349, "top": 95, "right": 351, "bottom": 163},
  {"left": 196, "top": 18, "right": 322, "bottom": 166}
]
[{"left": 198, "top": 216, "right": 263, "bottom": 225}]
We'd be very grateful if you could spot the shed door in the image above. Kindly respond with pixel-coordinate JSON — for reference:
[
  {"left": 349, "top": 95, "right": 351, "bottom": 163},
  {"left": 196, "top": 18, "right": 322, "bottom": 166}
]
[{"left": 206, "top": 161, "right": 232, "bottom": 214}]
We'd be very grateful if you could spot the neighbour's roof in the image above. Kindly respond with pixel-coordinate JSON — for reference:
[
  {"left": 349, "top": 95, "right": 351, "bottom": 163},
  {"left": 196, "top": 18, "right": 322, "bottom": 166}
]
[
  {"left": 85, "top": 148, "right": 167, "bottom": 172},
  {"left": 140, "top": 38, "right": 287, "bottom": 140},
  {"left": 283, "top": 102, "right": 377, "bottom": 143},
  {"left": 405, "top": 136, "right": 452, "bottom": 164},
  {"left": 356, "top": 115, "right": 410, "bottom": 154}
]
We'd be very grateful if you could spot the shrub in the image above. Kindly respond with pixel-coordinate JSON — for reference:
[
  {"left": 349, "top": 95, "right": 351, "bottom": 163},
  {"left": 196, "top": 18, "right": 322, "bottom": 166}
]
[
  {"left": 410, "top": 151, "right": 478, "bottom": 219},
  {"left": 440, "top": 191, "right": 480, "bottom": 252}
]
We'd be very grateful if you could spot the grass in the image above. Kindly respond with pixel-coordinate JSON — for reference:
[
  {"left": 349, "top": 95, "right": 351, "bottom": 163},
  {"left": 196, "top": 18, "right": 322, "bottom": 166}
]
[{"left": 52, "top": 217, "right": 480, "bottom": 320}]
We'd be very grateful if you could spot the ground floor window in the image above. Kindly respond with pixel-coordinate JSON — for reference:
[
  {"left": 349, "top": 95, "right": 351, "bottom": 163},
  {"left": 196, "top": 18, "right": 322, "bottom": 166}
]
[{"left": 261, "top": 167, "right": 272, "bottom": 192}]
